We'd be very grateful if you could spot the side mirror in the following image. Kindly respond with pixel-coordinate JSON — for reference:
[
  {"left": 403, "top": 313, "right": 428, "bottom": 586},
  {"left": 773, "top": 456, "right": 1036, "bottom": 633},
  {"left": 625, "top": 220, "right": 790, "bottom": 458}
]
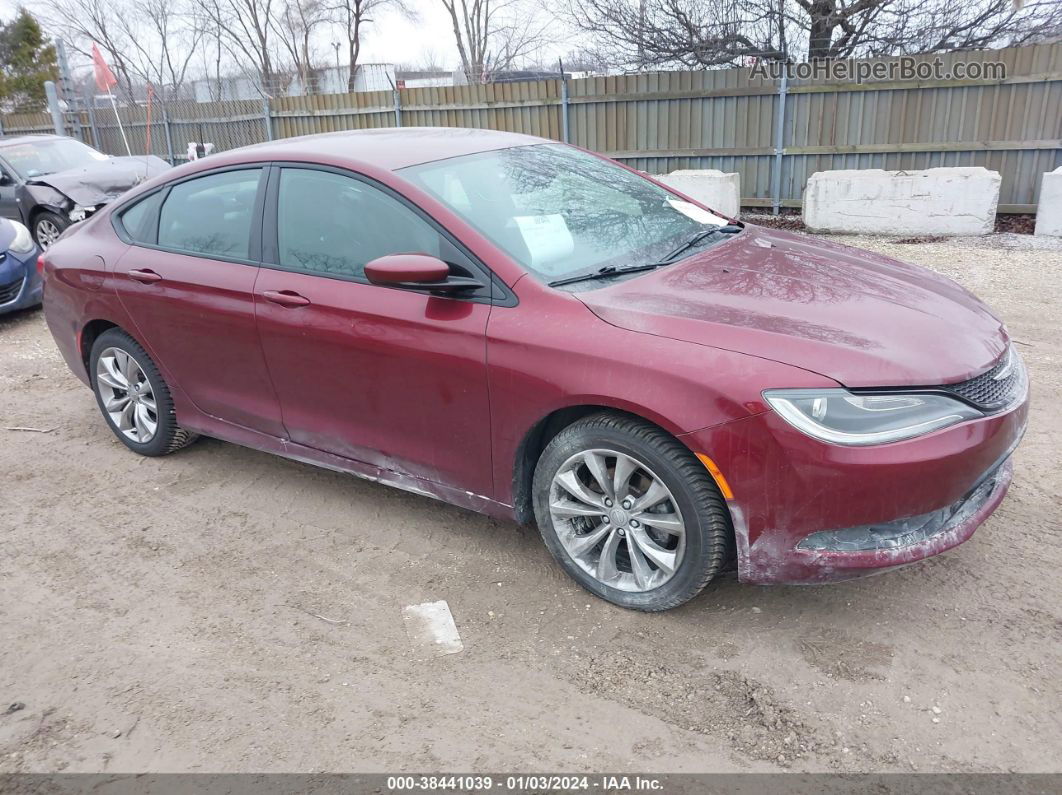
[
  {"left": 0, "top": 172, "right": 13, "bottom": 187},
  {"left": 364, "top": 253, "right": 483, "bottom": 294}
]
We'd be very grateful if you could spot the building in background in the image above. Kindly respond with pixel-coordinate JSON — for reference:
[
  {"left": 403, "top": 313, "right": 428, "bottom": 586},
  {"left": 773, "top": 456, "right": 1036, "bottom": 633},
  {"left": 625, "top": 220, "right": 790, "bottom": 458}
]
[
  {"left": 191, "top": 64, "right": 397, "bottom": 102},
  {"left": 395, "top": 70, "right": 459, "bottom": 89},
  {"left": 288, "top": 64, "right": 397, "bottom": 96}
]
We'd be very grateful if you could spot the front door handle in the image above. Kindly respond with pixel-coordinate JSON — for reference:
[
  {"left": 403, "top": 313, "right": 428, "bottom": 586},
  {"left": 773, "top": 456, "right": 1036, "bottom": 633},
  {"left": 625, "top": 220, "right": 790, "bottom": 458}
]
[
  {"left": 262, "top": 289, "right": 311, "bottom": 308},
  {"left": 128, "top": 268, "right": 162, "bottom": 284}
]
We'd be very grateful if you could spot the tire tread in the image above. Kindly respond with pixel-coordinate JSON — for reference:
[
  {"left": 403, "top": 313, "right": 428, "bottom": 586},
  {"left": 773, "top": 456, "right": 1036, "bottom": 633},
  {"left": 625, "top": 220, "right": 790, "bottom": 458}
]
[
  {"left": 534, "top": 411, "right": 732, "bottom": 611},
  {"left": 90, "top": 329, "right": 199, "bottom": 456}
]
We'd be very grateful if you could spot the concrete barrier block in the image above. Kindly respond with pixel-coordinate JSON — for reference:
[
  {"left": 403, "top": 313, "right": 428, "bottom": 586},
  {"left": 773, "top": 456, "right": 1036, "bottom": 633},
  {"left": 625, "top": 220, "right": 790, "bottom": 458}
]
[
  {"left": 1034, "top": 167, "right": 1062, "bottom": 237},
  {"left": 657, "top": 169, "right": 741, "bottom": 219},
  {"left": 802, "top": 167, "right": 1000, "bottom": 236}
]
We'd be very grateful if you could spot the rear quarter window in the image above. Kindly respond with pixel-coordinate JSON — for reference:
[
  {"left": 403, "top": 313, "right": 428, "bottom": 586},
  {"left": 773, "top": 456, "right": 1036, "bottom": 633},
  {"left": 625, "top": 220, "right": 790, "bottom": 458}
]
[{"left": 117, "top": 191, "right": 164, "bottom": 244}]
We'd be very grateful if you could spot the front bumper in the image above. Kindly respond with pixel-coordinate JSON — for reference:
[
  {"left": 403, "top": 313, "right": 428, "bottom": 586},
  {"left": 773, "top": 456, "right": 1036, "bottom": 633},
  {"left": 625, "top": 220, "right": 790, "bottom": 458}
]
[
  {"left": 0, "top": 248, "right": 42, "bottom": 315},
  {"left": 680, "top": 394, "right": 1028, "bottom": 584}
]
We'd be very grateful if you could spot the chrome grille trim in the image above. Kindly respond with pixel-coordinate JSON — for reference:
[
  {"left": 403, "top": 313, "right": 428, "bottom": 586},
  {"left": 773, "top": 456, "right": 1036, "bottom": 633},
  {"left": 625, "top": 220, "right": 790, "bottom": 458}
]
[{"left": 940, "top": 345, "right": 1027, "bottom": 413}]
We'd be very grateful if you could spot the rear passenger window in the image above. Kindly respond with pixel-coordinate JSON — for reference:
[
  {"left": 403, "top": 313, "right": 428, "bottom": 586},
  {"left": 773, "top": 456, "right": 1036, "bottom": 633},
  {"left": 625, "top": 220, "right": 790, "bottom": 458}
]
[
  {"left": 118, "top": 191, "right": 164, "bottom": 244},
  {"left": 158, "top": 169, "right": 261, "bottom": 259}
]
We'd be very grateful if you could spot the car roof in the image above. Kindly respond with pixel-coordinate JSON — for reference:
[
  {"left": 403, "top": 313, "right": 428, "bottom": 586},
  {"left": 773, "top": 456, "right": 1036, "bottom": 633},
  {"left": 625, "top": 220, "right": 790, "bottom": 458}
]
[
  {"left": 0, "top": 134, "right": 70, "bottom": 148},
  {"left": 215, "top": 127, "right": 551, "bottom": 171}
]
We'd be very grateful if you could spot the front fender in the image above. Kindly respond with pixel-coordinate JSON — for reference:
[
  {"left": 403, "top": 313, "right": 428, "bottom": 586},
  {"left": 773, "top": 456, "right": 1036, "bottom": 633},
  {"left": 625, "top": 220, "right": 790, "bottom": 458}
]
[{"left": 486, "top": 288, "right": 835, "bottom": 507}]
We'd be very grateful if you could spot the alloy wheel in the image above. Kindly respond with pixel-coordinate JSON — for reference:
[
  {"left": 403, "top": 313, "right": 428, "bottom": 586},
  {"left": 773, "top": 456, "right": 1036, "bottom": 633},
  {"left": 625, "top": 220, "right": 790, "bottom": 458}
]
[
  {"left": 95, "top": 347, "right": 159, "bottom": 443},
  {"left": 35, "top": 218, "right": 62, "bottom": 249},
  {"left": 548, "top": 448, "right": 686, "bottom": 592}
]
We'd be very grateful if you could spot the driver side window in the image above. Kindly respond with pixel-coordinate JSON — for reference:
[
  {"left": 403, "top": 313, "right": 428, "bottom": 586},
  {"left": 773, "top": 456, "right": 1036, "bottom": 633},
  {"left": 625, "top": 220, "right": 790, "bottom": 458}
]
[{"left": 276, "top": 167, "right": 443, "bottom": 280}]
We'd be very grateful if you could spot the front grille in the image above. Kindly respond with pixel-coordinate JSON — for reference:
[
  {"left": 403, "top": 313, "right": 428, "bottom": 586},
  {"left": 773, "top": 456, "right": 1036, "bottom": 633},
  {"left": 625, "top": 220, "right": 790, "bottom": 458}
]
[
  {"left": 0, "top": 276, "right": 23, "bottom": 304},
  {"left": 940, "top": 345, "right": 1026, "bottom": 413}
]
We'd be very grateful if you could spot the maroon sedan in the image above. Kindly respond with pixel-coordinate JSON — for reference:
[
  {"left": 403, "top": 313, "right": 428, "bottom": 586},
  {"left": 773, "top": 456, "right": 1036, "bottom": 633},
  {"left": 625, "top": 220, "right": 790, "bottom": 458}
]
[{"left": 41, "top": 129, "right": 1028, "bottom": 611}]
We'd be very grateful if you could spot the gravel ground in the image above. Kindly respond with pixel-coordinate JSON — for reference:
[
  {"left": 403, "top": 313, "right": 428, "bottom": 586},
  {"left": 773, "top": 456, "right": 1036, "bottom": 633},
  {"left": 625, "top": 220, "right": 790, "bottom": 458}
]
[{"left": 0, "top": 232, "right": 1060, "bottom": 774}]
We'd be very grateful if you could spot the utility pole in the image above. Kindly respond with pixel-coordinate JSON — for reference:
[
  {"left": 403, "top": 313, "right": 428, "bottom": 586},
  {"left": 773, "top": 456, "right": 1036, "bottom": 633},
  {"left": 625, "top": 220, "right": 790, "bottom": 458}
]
[
  {"left": 44, "top": 81, "right": 64, "bottom": 136},
  {"left": 55, "top": 38, "right": 83, "bottom": 141}
]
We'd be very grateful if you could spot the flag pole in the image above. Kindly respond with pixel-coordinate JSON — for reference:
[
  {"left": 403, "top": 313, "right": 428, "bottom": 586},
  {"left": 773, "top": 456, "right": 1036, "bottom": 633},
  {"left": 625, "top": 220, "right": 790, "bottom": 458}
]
[{"left": 108, "top": 86, "right": 131, "bottom": 155}]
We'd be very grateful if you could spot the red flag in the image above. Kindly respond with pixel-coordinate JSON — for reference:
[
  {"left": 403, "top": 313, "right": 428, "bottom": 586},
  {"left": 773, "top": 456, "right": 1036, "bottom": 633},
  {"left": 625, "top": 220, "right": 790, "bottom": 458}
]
[{"left": 91, "top": 43, "right": 117, "bottom": 92}]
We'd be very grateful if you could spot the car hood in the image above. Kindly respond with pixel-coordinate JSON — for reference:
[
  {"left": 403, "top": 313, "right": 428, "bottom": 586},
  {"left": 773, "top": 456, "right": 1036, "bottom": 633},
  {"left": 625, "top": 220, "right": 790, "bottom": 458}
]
[
  {"left": 577, "top": 225, "right": 1007, "bottom": 387},
  {"left": 25, "top": 155, "right": 170, "bottom": 206}
]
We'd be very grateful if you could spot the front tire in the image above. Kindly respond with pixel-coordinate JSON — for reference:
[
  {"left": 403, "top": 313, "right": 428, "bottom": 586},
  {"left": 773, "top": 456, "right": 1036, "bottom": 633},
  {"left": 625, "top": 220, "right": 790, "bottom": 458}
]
[
  {"left": 532, "top": 412, "right": 731, "bottom": 611},
  {"left": 32, "top": 210, "right": 69, "bottom": 249},
  {"left": 89, "top": 328, "right": 198, "bottom": 456}
]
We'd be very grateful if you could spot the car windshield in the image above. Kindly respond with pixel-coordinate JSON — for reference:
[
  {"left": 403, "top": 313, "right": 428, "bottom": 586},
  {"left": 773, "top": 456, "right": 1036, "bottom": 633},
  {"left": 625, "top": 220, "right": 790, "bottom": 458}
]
[
  {"left": 401, "top": 143, "right": 732, "bottom": 286},
  {"left": 1, "top": 138, "right": 109, "bottom": 178}
]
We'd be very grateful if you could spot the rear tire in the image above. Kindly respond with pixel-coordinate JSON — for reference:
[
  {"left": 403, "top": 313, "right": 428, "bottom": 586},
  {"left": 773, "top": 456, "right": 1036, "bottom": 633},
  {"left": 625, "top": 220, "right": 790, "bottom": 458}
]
[
  {"left": 89, "top": 328, "right": 198, "bottom": 456},
  {"left": 532, "top": 412, "right": 731, "bottom": 611}
]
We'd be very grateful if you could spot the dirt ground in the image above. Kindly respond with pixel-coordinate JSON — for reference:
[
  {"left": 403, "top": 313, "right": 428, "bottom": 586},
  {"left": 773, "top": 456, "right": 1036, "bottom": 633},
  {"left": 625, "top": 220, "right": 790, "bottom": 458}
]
[{"left": 1, "top": 232, "right": 1060, "bottom": 774}]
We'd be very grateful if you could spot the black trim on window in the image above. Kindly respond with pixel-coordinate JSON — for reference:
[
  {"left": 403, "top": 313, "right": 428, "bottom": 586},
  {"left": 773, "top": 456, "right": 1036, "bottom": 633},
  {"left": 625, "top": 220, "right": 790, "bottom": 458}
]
[
  {"left": 247, "top": 165, "right": 272, "bottom": 264},
  {"left": 147, "top": 186, "right": 169, "bottom": 245},
  {"left": 262, "top": 161, "right": 517, "bottom": 307},
  {"left": 110, "top": 164, "right": 267, "bottom": 267},
  {"left": 261, "top": 164, "right": 280, "bottom": 265}
]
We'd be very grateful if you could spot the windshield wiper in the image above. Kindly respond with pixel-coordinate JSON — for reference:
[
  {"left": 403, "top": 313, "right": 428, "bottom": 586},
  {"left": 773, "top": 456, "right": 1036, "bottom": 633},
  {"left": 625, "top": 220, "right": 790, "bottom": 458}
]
[
  {"left": 651, "top": 224, "right": 743, "bottom": 267},
  {"left": 547, "top": 223, "right": 744, "bottom": 288},
  {"left": 548, "top": 262, "right": 663, "bottom": 288}
]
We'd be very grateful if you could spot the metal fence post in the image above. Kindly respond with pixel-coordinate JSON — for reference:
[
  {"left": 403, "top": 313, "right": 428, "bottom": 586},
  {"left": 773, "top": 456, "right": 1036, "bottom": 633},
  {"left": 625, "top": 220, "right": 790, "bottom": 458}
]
[
  {"left": 261, "top": 95, "right": 273, "bottom": 141},
  {"left": 85, "top": 93, "right": 101, "bottom": 149},
  {"left": 770, "top": 67, "right": 788, "bottom": 216},
  {"left": 560, "top": 75, "right": 570, "bottom": 144},
  {"left": 45, "top": 81, "right": 64, "bottom": 136},
  {"left": 162, "top": 106, "right": 175, "bottom": 164},
  {"left": 557, "top": 58, "right": 570, "bottom": 144},
  {"left": 392, "top": 89, "right": 402, "bottom": 127}
]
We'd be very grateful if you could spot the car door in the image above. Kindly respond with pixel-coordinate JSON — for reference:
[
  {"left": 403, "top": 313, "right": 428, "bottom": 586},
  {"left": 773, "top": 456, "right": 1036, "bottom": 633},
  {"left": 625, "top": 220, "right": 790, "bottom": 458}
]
[
  {"left": 253, "top": 164, "right": 495, "bottom": 498},
  {"left": 0, "top": 162, "right": 22, "bottom": 221},
  {"left": 112, "top": 166, "right": 285, "bottom": 437}
]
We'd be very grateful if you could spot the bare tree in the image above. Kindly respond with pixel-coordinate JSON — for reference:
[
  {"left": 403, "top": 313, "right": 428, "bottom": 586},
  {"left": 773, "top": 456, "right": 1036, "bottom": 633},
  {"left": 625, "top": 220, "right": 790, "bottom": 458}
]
[
  {"left": 438, "top": 0, "right": 548, "bottom": 82},
  {"left": 114, "top": 0, "right": 205, "bottom": 101},
  {"left": 40, "top": 0, "right": 204, "bottom": 102},
  {"left": 274, "top": 0, "right": 328, "bottom": 90},
  {"left": 561, "top": 0, "right": 1062, "bottom": 68},
  {"left": 862, "top": 0, "right": 1062, "bottom": 55},
  {"left": 39, "top": 0, "right": 140, "bottom": 101},
  {"left": 197, "top": 0, "right": 227, "bottom": 101},
  {"left": 327, "top": 0, "right": 414, "bottom": 92},
  {"left": 194, "top": 0, "right": 280, "bottom": 93}
]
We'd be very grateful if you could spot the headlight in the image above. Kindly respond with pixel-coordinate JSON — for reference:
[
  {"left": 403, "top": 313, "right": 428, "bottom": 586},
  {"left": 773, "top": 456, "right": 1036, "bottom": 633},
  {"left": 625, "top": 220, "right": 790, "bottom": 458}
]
[
  {"left": 764, "top": 388, "right": 983, "bottom": 446},
  {"left": 7, "top": 221, "right": 35, "bottom": 254}
]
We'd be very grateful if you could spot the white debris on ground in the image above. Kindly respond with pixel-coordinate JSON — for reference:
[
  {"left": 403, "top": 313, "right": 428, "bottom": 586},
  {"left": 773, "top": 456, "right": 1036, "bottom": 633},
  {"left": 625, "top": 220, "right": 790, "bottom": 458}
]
[{"left": 402, "top": 600, "right": 464, "bottom": 657}]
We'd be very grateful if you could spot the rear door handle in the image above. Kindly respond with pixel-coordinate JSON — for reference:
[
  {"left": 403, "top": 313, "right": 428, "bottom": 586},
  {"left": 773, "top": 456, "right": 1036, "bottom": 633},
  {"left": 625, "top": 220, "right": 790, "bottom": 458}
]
[
  {"left": 128, "top": 268, "right": 162, "bottom": 284},
  {"left": 262, "top": 289, "right": 311, "bottom": 308}
]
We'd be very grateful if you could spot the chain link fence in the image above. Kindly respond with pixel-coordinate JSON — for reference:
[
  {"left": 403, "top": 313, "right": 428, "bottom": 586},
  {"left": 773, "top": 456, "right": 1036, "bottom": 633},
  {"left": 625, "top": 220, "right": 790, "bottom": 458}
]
[{"left": 62, "top": 95, "right": 268, "bottom": 164}]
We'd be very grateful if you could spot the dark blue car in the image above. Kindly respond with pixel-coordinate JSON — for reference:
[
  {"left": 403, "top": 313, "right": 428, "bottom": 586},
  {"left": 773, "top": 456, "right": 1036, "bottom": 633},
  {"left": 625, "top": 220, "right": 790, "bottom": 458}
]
[{"left": 0, "top": 218, "right": 42, "bottom": 314}]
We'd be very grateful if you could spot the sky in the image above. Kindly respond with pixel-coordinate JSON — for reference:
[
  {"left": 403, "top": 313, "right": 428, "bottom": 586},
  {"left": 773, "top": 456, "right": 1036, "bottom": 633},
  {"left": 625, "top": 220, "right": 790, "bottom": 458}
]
[{"left": 0, "top": 0, "right": 567, "bottom": 75}]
